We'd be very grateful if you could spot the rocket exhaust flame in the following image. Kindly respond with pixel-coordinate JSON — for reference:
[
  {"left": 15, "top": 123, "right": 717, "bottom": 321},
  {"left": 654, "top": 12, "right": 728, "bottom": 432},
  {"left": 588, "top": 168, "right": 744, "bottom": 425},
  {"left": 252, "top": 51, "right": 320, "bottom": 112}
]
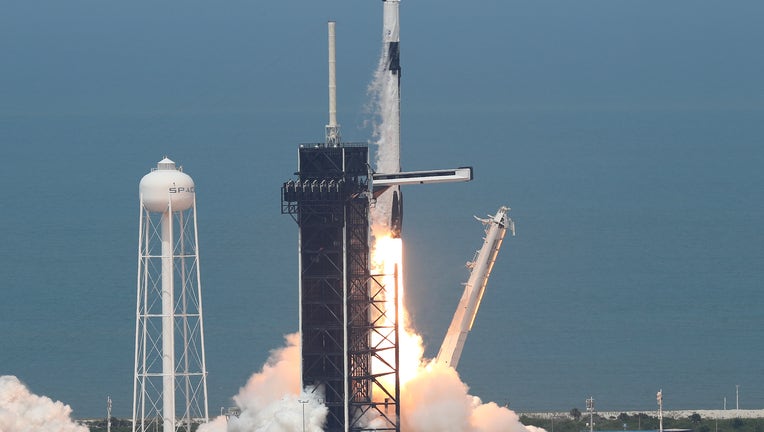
[
  {"left": 370, "top": 234, "right": 424, "bottom": 387},
  {"left": 366, "top": 227, "right": 544, "bottom": 432}
]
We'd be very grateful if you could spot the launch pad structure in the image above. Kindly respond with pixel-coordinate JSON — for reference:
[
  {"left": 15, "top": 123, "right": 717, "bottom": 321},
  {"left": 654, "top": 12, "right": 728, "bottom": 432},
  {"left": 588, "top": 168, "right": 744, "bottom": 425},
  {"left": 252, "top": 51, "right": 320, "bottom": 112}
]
[
  {"left": 282, "top": 144, "right": 401, "bottom": 432},
  {"left": 281, "top": 17, "right": 473, "bottom": 432}
]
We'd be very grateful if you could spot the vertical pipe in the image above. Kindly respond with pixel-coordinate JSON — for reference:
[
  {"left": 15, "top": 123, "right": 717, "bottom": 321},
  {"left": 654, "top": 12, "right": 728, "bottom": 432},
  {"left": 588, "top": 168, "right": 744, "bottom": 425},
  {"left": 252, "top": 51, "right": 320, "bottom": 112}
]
[
  {"left": 193, "top": 195, "right": 210, "bottom": 422},
  {"left": 141, "top": 216, "right": 155, "bottom": 432},
  {"left": 328, "top": 21, "right": 337, "bottom": 129},
  {"left": 342, "top": 200, "right": 350, "bottom": 432},
  {"left": 179, "top": 209, "right": 191, "bottom": 430},
  {"left": 393, "top": 263, "right": 401, "bottom": 428},
  {"left": 326, "top": 21, "right": 341, "bottom": 146},
  {"left": 133, "top": 204, "right": 144, "bottom": 432},
  {"left": 161, "top": 210, "right": 175, "bottom": 432},
  {"left": 140, "top": 214, "right": 150, "bottom": 432}
]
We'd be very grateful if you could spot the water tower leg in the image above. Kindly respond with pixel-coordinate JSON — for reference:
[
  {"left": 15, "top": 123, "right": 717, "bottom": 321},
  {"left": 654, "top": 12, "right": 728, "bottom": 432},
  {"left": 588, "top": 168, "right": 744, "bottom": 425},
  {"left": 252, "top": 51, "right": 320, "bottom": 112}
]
[{"left": 161, "top": 211, "right": 175, "bottom": 432}]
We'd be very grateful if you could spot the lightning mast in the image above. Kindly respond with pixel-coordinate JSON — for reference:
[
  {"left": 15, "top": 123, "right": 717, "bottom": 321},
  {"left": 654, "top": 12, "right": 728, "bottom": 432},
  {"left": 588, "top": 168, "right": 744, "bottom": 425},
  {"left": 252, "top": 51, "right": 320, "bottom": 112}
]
[
  {"left": 282, "top": 22, "right": 401, "bottom": 432},
  {"left": 326, "top": 21, "right": 341, "bottom": 146},
  {"left": 436, "top": 206, "right": 514, "bottom": 369},
  {"left": 133, "top": 158, "right": 209, "bottom": 432}
]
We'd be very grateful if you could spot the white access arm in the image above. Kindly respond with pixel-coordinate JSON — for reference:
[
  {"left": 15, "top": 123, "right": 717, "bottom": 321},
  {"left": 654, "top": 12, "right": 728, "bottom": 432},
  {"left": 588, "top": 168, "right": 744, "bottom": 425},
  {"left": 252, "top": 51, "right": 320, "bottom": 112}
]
[{"left": 435, "top": 206, "right": 514, "bottom": 369}]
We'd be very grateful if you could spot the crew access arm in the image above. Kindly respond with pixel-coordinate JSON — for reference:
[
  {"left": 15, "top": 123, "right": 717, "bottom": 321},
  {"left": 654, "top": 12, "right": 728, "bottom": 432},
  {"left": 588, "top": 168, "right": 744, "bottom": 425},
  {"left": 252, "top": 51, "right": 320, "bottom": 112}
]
[{"left": 435, "top": 206, "right": 514, "bottom": 369}]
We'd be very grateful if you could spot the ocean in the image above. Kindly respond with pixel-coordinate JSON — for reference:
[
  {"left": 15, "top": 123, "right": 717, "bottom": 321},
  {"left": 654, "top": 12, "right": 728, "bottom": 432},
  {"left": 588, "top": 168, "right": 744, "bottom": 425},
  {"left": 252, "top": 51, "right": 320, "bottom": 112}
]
[{"left": 1, "top": 107, "right": 762, "bottom": 418}]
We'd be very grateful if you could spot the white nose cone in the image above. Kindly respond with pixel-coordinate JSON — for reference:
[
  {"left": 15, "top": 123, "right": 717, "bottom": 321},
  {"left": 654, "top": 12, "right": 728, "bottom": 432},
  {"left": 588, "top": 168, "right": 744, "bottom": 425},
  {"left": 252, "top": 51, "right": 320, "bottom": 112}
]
[{"left": 140, "top": 157, "right": 195, "bottom": 213}]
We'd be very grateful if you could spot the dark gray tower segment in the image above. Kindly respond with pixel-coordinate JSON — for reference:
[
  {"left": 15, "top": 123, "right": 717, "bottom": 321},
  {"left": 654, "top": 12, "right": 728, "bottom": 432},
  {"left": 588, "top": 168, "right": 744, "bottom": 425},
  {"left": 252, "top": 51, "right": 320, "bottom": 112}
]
[
  {"left": 281, "top": 21, "right": 401, "bottom": 432},
  {"left": 282, "top": 144, "right": 400, "bottom": 432}
]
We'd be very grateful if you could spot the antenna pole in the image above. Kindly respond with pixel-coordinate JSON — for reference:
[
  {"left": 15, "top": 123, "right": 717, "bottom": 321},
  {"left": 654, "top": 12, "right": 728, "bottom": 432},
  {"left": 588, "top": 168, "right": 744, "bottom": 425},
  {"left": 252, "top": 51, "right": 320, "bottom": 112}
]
[{"left": 326, "top": 21, "right": 341, "bottom": 146}]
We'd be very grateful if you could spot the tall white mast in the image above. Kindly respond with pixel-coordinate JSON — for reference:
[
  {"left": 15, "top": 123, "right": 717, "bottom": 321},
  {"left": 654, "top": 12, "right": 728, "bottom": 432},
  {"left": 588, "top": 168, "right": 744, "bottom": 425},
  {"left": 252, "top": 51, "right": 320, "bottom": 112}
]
[
  {"left": 326, "top": 21, "right": 341, "bottom": 146},
  {"left": 133, "top": 158, "right": 209, "bottom": 432}
]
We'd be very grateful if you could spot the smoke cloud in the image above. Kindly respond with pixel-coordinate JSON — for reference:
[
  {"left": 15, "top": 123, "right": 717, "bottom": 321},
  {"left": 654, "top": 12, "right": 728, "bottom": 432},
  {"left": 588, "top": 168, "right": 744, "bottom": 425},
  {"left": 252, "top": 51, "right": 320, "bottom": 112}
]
[
  {"left": 0, "top": 375, "right": 88, "bottom": 432},
  {"left": 400, "top": 361, "right": 544, "bottom": 432},
  {"left": 198, "top": 334, "right": 327, "bottom": 432},
  {"left": 200, "top": 333, "right": 541, "bottom": 432}
]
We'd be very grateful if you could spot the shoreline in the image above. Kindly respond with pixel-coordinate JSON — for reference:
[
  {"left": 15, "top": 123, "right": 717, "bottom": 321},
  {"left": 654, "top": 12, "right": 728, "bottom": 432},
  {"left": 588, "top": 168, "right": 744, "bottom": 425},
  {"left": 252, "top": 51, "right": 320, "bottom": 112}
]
[{"left": 521, "top": 410, "right": 764, "bottom": 420}]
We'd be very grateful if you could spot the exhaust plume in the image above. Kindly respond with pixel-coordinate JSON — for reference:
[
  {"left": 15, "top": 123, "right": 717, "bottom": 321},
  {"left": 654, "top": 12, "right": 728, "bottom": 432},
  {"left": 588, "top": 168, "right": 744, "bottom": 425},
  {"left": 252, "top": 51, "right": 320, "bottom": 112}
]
[
  {"left": 0, "top": 375, "right": 88, "bottom": 432},
  {"left": 198, "top": 334, "right": 327, "bottom": 432},
  {"left": 400, "top": 361, "right": 545, "bottom": 432}
]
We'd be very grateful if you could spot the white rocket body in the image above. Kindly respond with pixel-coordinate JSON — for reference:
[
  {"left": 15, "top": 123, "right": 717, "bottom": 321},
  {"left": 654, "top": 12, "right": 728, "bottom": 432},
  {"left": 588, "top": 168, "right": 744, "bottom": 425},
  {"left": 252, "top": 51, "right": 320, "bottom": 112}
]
[
  {"left": 379, "top": 0, "right": 403, "bottom": 237},
  {"left": 436, "top": 207, "right": 514, "bottom": 369}
]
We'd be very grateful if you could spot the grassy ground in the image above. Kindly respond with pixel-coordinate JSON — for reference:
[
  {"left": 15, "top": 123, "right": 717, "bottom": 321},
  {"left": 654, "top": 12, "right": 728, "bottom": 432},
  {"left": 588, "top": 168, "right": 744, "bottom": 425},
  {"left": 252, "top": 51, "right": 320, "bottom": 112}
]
[
  {"left": 82, "top": 413, "right": 764, "bottom": 432},
  {"left": 521, "top": 413, "right": 764, "bottom": 432}
]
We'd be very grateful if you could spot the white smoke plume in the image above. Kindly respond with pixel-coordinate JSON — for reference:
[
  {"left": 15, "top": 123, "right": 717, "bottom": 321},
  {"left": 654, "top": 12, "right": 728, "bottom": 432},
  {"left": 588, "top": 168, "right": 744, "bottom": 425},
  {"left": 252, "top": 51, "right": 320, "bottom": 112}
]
[
  {"left": 0, "top": 375, "right": 89, "bottom": 432},
  {"left": 399, "top": 361, "right": 545, "bottom": 432},
  {"left": 198, "top": 333, "right": 327, "bottom": 432}
]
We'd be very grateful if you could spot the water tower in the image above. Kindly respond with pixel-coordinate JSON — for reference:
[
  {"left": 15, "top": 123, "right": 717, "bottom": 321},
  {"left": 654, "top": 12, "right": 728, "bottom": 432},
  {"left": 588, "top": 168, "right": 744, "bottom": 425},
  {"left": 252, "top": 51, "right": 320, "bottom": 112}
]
[{"left": 133, "top": 157, "right": 209, "bottom": 432}]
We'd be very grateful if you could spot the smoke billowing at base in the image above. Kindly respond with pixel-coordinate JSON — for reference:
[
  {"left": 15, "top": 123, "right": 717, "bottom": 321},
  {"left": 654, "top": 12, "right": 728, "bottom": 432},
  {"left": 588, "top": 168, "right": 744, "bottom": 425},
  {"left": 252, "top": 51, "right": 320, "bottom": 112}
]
[
  {"left": 200, "top": 333, "right": 543, "bottom": 432},
  {"left": 198, "top": 334, "right": 327, "bottom": 432},
  {"left": 0, "top": 375, "right": 89, "bottom": 432}
]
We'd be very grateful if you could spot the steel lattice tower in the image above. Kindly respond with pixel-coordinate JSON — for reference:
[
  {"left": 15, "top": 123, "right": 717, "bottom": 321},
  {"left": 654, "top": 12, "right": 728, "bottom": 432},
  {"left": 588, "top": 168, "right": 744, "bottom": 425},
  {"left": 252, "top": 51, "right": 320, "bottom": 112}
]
[
  {"left": 282, "top": 144, "right": 400, "bottom": 432},
  {"left": 133, "top": 158, "right": 209, "bottom": 432}
]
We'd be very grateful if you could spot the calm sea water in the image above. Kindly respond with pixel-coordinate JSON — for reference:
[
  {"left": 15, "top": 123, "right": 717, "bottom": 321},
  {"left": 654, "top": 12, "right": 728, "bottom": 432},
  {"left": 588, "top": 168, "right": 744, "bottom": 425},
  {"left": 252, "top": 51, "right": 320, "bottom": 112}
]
[{"left": 1, "top": 107, "right": 762, "bottom": 418}]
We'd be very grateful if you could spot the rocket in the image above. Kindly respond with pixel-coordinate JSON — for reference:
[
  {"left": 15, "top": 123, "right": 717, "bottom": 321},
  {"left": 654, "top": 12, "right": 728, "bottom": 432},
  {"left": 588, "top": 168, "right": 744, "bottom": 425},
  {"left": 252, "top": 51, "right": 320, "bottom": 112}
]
[
  {"left": 382, "top": 0, "right": 403, "bottom": 238},
  {"left": 373, "top": 1, "right": 472, "bottom": 237},
  {"left": 383, "top": 0, "right": 401, "bottom": 79}
]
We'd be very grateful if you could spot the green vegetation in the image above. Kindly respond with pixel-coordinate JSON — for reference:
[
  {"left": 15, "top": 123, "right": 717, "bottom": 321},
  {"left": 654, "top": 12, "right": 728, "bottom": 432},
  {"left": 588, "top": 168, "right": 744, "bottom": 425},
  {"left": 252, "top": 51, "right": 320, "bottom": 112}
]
[
  {"left": 81, "top": 414, "right": 764, "bottom": 432},
  {"left": 82, "top": 417, "right": 132, "bottom": 432},
  {"left": 82, "top": 417, "right": 203, "bottom": 432},
  {"left": 520, "top": 413, "right": 764, "bottom": 432}
]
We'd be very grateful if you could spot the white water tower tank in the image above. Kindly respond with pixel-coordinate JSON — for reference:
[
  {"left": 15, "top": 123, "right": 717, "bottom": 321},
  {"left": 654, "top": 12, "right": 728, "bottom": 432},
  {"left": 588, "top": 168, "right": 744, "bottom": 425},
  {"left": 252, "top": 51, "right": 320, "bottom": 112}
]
[{"left": 139, "top": 157, "right": 195, "bottom": 213}]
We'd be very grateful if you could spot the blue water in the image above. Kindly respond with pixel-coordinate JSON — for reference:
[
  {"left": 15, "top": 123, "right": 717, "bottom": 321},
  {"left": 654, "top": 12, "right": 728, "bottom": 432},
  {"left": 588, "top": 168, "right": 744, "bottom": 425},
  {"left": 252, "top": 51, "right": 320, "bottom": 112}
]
[
  {"left": 1, "top": 0, "right": 763, "bottom": 420},
  {"left": 2, "top": 108, "right": 762, "bottom": 418}
]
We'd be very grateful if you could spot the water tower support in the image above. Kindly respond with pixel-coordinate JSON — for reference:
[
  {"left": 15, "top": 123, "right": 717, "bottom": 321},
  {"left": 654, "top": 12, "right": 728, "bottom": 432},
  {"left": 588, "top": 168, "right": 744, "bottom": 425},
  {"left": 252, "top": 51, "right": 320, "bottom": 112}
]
[{"left": 133, "top": 158, "right": 209, "bottom": 432}]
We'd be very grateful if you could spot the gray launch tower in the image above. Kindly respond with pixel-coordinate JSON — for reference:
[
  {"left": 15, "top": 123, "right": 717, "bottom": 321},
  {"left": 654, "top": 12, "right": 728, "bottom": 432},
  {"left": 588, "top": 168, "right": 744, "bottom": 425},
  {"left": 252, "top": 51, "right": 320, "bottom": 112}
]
[
  {"left": 282, "top": 145, "right": 400, "bottom": 432},
  {"left": 281, "top": 22, "right": 401, "bottom": 432}
]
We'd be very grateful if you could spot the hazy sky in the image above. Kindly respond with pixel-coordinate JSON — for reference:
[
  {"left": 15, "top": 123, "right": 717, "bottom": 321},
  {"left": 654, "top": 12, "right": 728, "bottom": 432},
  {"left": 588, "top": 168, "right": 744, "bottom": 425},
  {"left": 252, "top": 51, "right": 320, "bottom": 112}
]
[{"left": 3, "top": 1, "right": 763, "bottom": 117}]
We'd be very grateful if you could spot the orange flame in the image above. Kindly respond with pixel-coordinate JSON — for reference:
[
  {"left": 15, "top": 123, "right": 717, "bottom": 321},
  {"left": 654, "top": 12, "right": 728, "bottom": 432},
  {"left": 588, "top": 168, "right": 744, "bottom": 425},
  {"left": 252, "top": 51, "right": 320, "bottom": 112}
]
[{"left": 370, "top": 233, "right": 424, "bottom": 388}]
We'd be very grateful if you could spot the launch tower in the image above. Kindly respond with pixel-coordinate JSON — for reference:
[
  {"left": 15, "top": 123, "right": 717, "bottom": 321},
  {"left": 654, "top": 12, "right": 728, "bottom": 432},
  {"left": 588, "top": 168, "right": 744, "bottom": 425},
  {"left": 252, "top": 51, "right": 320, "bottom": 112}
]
[
  {"left": 281, "top": 22, "right": 401, "bottom": 432},
  {"left": 133, "top": 158, "right": 209, "bottom": 432}
]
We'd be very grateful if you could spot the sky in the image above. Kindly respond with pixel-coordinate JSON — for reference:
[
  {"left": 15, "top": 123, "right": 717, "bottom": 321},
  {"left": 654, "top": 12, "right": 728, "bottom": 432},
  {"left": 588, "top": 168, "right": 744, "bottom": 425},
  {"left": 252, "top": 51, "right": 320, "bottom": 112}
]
[{"left": 1, "top": 0, "right": 764, "bottom": 420}]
